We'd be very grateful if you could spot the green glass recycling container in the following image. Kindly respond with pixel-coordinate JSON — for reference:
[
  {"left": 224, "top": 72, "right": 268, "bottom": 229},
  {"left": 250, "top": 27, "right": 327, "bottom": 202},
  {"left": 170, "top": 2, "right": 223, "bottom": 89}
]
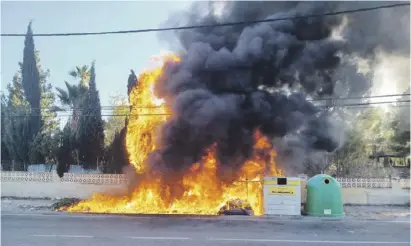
[{"left": 305, "top": 174, "right": 344, "bottom": 217}]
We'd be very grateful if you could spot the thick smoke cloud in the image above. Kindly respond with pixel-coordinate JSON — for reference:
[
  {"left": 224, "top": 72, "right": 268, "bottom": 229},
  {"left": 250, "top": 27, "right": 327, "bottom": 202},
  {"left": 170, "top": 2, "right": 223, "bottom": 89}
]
[
  {"left": 332, "top": 1, "right": 410, "bottom": 98},
  {"left": 340, "top": 1, "right": 410, "bottom": 57},
  {"left": 146, "top": 1, "right": 409, "bottom": 180}
]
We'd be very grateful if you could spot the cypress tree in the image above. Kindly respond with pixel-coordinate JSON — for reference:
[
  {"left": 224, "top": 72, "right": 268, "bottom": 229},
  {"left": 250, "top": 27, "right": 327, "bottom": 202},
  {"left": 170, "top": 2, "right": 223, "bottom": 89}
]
[
  {"left": 28, "top": 52, "right": 59, "bottom": 165},
  {"left": 103, "top": 127, "right": 129, "bottom": 173},
  {"left": 56, "top": 124, "right": 75, "bottom": 177},
  {"left": 21, "top": 21, "right": 41, "bottom": 140},
  {"left": 76, "top": 62, "right": 105, "bottom": 169},
  {"left": 127, "top": 69, "right": 138, "bottom": 99}
]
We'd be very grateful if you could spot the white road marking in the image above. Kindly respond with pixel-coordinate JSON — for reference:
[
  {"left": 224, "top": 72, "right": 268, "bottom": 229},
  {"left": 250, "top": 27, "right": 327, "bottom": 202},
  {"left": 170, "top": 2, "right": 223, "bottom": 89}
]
[
  {"left": 31, "top": 234, "right": 94, "bottom": 238},
  {"left": 2, "top": 213, "right": 409, "bottom": 223},
  {"left": 208, "top": 238, "right": 410, "bottom": 244},
  {"left": 129, "top": 236, "right": 191, "bottom": 240}
]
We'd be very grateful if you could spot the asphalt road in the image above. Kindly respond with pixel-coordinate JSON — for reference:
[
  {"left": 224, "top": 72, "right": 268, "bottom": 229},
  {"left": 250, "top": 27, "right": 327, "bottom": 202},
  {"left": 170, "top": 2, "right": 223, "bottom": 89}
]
[{"left": 1, "top": 213, "right": 410, "bottom": 246}]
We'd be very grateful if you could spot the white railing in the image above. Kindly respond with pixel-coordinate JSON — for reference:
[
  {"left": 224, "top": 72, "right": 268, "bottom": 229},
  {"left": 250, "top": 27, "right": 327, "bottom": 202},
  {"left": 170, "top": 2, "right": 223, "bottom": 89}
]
[
  {"left": 1, "top": 171, "right": 409, "bottom": 189},
  {"left": 399, "top": 178, "right": 411, "bottom": 189},
  {"left": 60, "top": 173, "right": 127, "bottom": 185},
  {"left": 0, "top": 171, "right": 126, "bottom": 185},
  {"left": 0, "top": 171, "right": 54, "bottom": 182},
  {"left": 335, "top": 178, "right": 392, "bottom": 188}
]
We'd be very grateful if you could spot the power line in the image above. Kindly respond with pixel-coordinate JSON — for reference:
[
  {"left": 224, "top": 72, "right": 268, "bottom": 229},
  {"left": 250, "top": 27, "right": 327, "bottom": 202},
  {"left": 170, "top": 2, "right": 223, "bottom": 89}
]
[
  {"left": 2, "top": 3, "right": 409, "bottom": 37},
  {"left": 343, "top": 104, "right": 411, "bottom": 109},
  {"left": 11, "top": 93, "right": 410, "bottom": 112},
  {"left": 332, "top": 100, "right": 410, "bottom": 107},
  {"left": 308, "top": 93, "right": 410, "bottom": 102},
  {"left": 5, "top": 100, "right": 409, "bottom": 117},
  {"left": 5, "top": 113, "right": 171, "bottom": 118}
]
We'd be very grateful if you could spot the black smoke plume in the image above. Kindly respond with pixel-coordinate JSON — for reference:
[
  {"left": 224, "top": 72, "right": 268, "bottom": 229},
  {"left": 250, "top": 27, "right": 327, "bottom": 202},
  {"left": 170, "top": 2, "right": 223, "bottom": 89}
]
[{"left": 139, "top": 1, "right": 409, "bottom": 181}]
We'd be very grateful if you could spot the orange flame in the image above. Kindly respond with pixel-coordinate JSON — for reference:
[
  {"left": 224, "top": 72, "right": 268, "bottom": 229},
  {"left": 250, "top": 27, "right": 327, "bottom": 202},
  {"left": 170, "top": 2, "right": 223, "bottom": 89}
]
[{"left": 66, "top": 53, "right": 282, "bottom": 216}]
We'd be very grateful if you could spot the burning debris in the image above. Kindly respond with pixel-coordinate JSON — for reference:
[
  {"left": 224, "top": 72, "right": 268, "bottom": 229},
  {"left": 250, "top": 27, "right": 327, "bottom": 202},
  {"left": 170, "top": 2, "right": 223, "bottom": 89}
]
[
  {"left": 63, "top": 2, "right": 409, "bottom": 215},
  {"left": 218, "top": 199, "right": 254, "bottom": 216},
  {"left": 66, "top": 55, "right": 282, "bottom": 215}
]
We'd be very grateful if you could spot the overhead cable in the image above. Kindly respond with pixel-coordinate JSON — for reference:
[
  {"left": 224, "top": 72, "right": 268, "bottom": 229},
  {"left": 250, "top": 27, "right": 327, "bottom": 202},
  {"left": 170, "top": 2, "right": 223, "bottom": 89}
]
[{"left": 1, "top": 3, "right": 409, "bottom": 37}]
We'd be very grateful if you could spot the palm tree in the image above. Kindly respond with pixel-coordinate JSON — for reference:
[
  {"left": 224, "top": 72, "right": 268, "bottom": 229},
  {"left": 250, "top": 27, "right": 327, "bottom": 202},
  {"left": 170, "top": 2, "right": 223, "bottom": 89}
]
[
  {"left": 55, "top": 65, "right": 90, "bottom": 128},
  {"left": 68, "top": 65, "right": 90, "bottom": 87},
  {"left": 55, "top": 65, "right": 90, "bottom": 166},
  {"left": 56, "top": 82, "right": 81, "bottom": 125}
]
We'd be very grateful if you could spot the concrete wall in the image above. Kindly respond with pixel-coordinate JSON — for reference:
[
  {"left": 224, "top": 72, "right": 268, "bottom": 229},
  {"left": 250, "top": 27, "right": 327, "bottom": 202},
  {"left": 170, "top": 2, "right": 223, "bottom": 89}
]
[
  {"left": 1, "top": 180, "right": 127, "bottom": 199},
  {"left": 1, "top": 172, "right": 410, "bottom": 206},
  {"left": 341, "top": 177, "right": 410, "bottom": 205},
  {"left": 299, "top": 185, "right": 410, "bottom": 206},
  {"left": 0, "top": 172, "right": 128, "bottom": 199},
  {"left": 342, "top": 187, "right": 409, "bottom": 205},
  {"left": 299, "top": 177, "right": 410, "bottom": 206}
]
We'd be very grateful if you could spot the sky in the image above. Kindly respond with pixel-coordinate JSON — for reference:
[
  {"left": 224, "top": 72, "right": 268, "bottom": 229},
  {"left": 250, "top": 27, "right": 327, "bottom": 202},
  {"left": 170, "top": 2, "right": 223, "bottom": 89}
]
[
  {"left": 1, "top": 1, "right": 409, "bottom": 112},
  {"left": 1, "top": 1, "right": 192, "bottom": 108}
]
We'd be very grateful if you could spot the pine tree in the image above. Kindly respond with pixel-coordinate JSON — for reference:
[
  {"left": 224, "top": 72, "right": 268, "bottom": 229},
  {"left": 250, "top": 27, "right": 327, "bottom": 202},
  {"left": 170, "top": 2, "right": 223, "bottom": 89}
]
[
  {"left": 1, "top": 94, "right": 11, "bottom": 170},
  {"left": 3, "top": 23, "right": 58, "bottom": 170},
  {"left": 36, "top": 51, "right": 58, "bottom": 135},
  {"left": 3, "top": 74, "right": 32, "bottom": 170},
  {"left": 21, "top": 21, "right": 41, "bottom": 140},
  {"left": 391, "top": 88, "right": 410, "bottom": 155}
]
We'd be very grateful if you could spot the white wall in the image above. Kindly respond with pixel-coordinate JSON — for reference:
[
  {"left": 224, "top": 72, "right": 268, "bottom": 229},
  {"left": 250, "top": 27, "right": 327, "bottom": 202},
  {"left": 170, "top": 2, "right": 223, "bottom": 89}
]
[
  {"left": 341, "top": 183, "right": 410, "bottom": 205},
  {"left": 1, "top": 172, "right": 410, "bottom": 206},
  {"left": 299, "top": 178, "right": 410, "bottom": 206},
  {"left": 1, "top": 180, "right": 127, "bottom": 199},
  {"left": 0, "top": 172, "right": 128, "bottom": 199},
  {"left": 342, "top": 188, "right": 409, "bottom": 205}
]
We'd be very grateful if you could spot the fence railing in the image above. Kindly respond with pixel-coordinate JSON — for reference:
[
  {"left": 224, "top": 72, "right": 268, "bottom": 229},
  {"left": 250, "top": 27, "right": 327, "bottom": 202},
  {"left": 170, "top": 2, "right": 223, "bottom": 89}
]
[
  {"left": 335, "top": 178, "right": 392, "bottom": 188},
  {"left": 399, "top": 178, "right": 411, "bottom": 189},
  {"left": 60, "top": 173, "right": 128, "bottom": 185},
  {"left": 0, "top": 171, "right": 53, "bottom": 182},
  {"left": 0, "top": 171, "right": 126, "bottom": 185},
  {"left": 1, "top": 171, "right": 409, "bottom": 189}
]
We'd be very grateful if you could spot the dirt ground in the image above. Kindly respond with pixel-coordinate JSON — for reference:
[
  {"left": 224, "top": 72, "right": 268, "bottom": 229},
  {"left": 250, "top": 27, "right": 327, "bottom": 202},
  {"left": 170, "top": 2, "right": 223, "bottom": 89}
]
[{"left": 344, "top": 204, "right": 410, "bottom": 220}]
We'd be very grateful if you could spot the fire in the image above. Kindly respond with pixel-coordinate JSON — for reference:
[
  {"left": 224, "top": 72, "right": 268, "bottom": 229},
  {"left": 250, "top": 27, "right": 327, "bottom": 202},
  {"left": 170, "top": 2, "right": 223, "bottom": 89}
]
[{"left": 65, "top": 53, "right": 282, "bottom": 216}]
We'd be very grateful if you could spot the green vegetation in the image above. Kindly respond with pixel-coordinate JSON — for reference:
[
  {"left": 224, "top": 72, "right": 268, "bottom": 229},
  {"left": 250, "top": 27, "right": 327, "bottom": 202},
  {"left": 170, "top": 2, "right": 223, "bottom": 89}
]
[{"left": 1, "top": 22, "right": 128, "bottom": 175}]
